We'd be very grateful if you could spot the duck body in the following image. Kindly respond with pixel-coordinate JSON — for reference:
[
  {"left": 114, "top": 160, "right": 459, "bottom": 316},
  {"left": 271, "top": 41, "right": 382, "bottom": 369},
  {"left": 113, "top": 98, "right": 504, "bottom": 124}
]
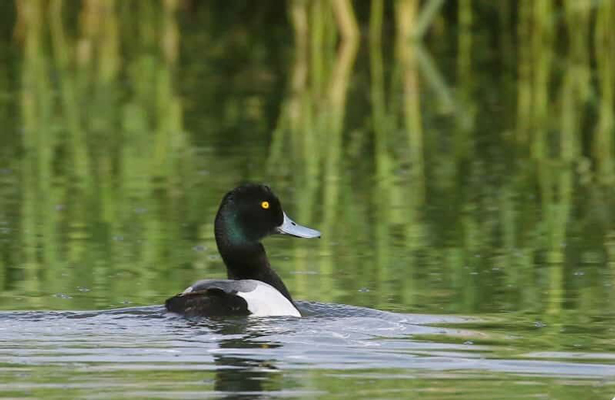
[
  {"left": 165, "top": 279, "right": 300, "bottom": 317},
  {"left": 165, "top": 184, "right": 320, "bottom": 318}
]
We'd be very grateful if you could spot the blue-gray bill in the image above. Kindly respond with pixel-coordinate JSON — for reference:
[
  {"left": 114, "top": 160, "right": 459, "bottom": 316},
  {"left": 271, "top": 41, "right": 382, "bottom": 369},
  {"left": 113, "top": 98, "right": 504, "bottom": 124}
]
[{"left": 276, "top": 212, "right": 321, "bottom": 238}]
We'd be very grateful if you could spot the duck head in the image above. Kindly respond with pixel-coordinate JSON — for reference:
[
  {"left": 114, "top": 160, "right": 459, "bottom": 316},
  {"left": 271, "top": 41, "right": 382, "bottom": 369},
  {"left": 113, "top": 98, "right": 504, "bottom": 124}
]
[{"left": 215, "top": 184, "right": 320, "bottom": 246}]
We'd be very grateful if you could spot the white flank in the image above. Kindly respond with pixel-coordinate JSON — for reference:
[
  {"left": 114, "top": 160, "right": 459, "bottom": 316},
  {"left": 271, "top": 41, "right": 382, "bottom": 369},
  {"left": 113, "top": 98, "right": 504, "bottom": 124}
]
[{"left": 238, "top": 281, "right": 301, "bottom": 317}]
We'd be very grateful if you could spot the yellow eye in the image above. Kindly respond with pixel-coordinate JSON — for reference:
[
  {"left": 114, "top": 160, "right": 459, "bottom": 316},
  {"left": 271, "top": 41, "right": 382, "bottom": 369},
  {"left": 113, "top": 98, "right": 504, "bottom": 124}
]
[{"left": 261, "top": 201, "right": 270, "bottom": 209}]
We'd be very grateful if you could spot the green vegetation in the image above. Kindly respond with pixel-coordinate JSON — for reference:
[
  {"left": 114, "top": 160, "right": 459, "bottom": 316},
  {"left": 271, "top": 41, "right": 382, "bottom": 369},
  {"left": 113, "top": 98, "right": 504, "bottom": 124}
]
[{"left": 0, "top": 0, "right": 613, "bottom": 328}]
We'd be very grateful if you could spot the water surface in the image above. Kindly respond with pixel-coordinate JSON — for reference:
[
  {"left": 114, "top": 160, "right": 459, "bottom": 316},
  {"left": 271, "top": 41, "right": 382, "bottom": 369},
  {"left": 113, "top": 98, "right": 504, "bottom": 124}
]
[{"left": 2, "top": 304, "right": 614, "bottom": 399}]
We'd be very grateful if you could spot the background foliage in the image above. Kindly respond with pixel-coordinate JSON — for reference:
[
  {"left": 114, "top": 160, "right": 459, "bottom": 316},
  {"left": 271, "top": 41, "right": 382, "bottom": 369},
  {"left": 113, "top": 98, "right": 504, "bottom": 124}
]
[{"left": 0, "top": 1, "right": 613, "bottom": 327}]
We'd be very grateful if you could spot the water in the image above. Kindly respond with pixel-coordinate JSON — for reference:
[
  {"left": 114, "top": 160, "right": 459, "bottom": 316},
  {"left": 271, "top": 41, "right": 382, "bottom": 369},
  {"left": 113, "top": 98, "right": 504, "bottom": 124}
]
[
  {"left": 1, "top": 1, "right": 615, "bottom": 399},
  {"left": 1, "top": 305, "right": 614, "bottom": 399}
]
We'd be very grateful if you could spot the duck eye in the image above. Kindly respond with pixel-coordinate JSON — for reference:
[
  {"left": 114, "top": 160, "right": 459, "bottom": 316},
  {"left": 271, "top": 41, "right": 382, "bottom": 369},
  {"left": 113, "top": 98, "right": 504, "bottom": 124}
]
[{"left": 261, "top": 201, "right": 270, "bottom": 210}]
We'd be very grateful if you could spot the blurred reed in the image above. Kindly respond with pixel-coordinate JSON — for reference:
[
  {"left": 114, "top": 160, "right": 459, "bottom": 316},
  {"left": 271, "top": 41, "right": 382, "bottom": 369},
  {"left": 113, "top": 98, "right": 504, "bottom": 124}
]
[
  {"left": 268, "top": 0, "right": 615, "bottom": 316},
  {"left": 0, "top": 0, "right": 613, "bottom": 321},
  {"left": 6, "top": 0, "right": 198, "bottom": 308}
]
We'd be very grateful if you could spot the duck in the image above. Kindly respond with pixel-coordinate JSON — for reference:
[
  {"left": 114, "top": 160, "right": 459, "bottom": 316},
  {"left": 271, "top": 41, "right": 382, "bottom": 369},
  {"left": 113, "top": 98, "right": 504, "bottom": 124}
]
[{"left": 165, "top": 184, "right": 320, "bottom": 318}]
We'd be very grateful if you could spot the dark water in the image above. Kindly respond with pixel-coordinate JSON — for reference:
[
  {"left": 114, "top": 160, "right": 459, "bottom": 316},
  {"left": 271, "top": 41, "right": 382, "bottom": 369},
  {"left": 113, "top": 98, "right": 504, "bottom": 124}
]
[{"left": 0, "top": 1, "right": 615, "bottom": 399}]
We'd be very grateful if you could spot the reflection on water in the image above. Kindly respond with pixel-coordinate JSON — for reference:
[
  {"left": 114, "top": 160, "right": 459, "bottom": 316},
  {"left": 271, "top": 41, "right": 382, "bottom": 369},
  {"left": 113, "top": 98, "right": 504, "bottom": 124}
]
[
  {"left": 0, "top": 0, "right": 614, "bottom": 398},
  {"left": 1, "top": 0, "right": 613, "bottom": 318},
  {"left": 0, "top": 306, "right": 614, "bottom": 399},
  {"left": 210, "top": 320, "right": 283, "bottom": 400}
]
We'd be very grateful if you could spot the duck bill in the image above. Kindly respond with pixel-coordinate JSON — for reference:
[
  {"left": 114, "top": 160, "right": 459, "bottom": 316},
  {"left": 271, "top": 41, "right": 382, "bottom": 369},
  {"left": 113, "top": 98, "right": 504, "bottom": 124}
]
[{"left": 276, "top": 212, "right": 321, "bottom": 238}]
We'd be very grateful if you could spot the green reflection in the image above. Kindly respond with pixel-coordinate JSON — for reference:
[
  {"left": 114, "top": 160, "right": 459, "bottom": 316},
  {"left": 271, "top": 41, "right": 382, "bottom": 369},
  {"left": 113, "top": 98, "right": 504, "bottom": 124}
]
[{"left": 0, "top": 0, "right": 613, "bottom": 324}]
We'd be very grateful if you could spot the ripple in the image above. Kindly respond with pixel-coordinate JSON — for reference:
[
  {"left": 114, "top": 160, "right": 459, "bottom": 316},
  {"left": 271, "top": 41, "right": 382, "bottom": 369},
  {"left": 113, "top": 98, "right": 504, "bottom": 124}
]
[{"left": 0, "top": 303, "right": 614, "bottom": 399}]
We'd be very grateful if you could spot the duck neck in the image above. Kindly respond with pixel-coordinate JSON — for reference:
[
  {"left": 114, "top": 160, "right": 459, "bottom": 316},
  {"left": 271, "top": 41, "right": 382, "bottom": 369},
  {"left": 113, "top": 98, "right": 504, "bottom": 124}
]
[{"left": 215, "top": 217, "right": 294, "bottom": 303}]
